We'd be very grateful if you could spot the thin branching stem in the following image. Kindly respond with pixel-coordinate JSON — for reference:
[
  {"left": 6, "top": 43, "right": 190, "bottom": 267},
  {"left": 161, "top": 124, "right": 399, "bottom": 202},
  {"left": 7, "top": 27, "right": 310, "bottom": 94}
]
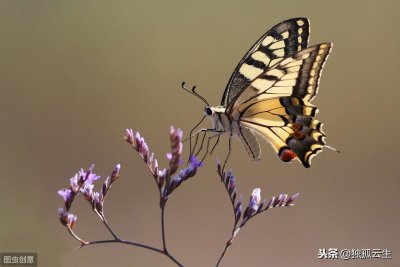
[
  {"left": 66, "top": 225, "right": 88, "bottom": 245},
  {"left": 81, "top": 239, "right": 163, "bottom": 253},
  {"left": 99, "top": 212, "right": 119, "bottom": 240},
  {"left": 161, "top": 207, "right": 167, "bottom": 251},
  {"left": 216, "top": 241, "right": 230, "bottom": 267},
  {"left": 72, "top": 214, "right": 184, "bottom": 267},
  {"left": 80, "top": 239, "right": 184, "bottom": 266}
]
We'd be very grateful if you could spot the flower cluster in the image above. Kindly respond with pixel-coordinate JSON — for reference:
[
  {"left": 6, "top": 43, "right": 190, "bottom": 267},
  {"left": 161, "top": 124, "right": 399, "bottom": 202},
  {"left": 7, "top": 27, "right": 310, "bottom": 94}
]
[
  {"left": 125, "top": 126, "right": 202, "bottom": 207},
  {"left": 57, "top": 164, "right": 121, "bottom": 229},
  {"left": 58, "top": 126, "right": 300, "bottom": 267},
  {"left": 217, "top": 159, "right": 299, "bottom": 231}
]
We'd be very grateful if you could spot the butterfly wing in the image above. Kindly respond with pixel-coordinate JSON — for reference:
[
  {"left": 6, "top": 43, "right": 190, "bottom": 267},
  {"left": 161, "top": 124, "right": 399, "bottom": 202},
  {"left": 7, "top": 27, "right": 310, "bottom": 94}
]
[
  {"left": 221, "top": 18, "right": 310, "bottom": 107},
  {"left": 232, "top": 43, "right": 332, "bottom": 167}
]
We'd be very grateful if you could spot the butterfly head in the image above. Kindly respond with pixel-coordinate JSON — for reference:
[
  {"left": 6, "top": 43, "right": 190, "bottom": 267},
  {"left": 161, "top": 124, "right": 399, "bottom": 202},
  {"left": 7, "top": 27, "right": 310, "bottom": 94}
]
[{"left": 204, "top": 106, "right": 214, "bottom": 116}]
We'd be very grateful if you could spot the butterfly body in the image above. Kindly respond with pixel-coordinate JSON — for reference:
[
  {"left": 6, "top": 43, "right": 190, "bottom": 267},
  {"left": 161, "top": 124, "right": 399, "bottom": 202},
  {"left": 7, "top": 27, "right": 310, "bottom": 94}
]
[{"left": 192, "top": 18, "right": 333, "bottom": 168}]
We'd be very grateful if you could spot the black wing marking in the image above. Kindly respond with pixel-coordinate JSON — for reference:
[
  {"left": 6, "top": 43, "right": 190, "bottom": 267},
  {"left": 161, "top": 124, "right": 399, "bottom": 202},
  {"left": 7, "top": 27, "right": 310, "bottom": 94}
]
[{"left": 221, "top": 18, "right": 310, "bottom": 107}]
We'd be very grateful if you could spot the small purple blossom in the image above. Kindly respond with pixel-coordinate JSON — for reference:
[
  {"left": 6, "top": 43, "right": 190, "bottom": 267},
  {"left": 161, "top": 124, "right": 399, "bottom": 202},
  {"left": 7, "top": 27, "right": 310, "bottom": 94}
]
[
  {"left": 67, "top": 213, "right": 78, "bottom": 228},
  {"left": 58, "top": 207, "right": 68, "bottom": 226},
  {"left": 125, "top": 129, "right": 134, "bottom": 143},
  {"left": 80, "top": 183, "right": 94, "bottom": 202},
  {"left": 176, "top": 155, "right": 202, "bottom": 181},
  {"left": 153, "top": 159, "right": 159, "bottom": 176},
  {"left": 227, "top": 170, "right": 236, "bottom": 195},
  {"left": 58, "top": 188, "right": 73, "bottom": 202},
  {"left": 217, "top": 160, "right": 300, "bottom": 231},
  {"left": 189, "top": 155, "right": 202, "bottom": 168},
  {"left": 93, "top": 192, "right": 103, "bottom": 213},
  {"left": 235, "top": 196, "right": 242, "bottom": 225},
  {"left": 70, "top": 174, "right": 79, "bottom": 189},
  {"left": 249, "top": 188, "right": 261, "bottom": 210},
  {"left": 110, "top": 163, "right": 121, "bottom": 182},
  {"left": 58, "top": 188, "right": 74, "bottom": 210},
  {"left": 286, "top": 193, "right": 300, "bottom": 206},
  {"left": 85, "top": 172, "right": 101, "bottom": 185},
  {"left": 135, "top": 132, "right": 141, "bottom": 144},
  {"left": 168, "top": 127, "right": 183, "bottom": 175},
  {"left": 58, "top": 207, "right": 77, "bottom": 228}
]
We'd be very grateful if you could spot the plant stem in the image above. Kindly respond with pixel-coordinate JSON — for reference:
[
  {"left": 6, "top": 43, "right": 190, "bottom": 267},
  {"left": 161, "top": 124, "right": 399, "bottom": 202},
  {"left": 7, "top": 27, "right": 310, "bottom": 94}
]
[
  {"left": 216, "top": 239, "right": 232, "bottom": 267},
  {"left": 101, "top": 214, "right": 119, "bottom": 240},
  {"left": 84, "top": 239, "right": 163, "bottom": 253},
  {"left": 67, "top": 226, "right": 88, "bottom": 245},
  {"left": 161, "top": 207, "right": 167, "bottom": 251},
  {"left": 81, "top": 238, "right": 184, "bottom": 266}
]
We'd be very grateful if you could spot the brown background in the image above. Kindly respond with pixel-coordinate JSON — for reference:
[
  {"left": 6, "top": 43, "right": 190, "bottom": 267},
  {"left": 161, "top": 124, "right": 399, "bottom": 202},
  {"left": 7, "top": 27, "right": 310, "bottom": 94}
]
[{"left": 0, "top": 1, "right": 399, "bottom": 266}]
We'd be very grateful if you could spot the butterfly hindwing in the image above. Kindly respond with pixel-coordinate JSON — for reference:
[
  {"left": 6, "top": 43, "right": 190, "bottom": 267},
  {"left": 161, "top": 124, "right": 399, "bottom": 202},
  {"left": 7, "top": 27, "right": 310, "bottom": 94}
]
[
  {"left": 238, "top": 127, "right": 261, "bottom": 161},
  {"left": 221, "top": 18, "right": 310, "bottom": 107},
  {"left": 237, "top": 96, "right": 325, "bottom": 167}
]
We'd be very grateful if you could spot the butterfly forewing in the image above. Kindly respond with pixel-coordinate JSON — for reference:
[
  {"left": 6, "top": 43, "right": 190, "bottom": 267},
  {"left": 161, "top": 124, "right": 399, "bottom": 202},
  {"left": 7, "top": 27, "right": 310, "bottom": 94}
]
[
  {"left": 221, "top": 18, "right": 310, "bottom": 107},
  {"left": 230, "top": 43, "right": 332, "bottom": 111}
]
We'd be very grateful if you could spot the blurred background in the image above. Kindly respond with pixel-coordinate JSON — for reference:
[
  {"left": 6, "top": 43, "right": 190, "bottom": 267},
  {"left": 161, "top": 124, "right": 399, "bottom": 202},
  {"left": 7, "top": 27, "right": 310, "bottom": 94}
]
[{"left": 0, "top": 1, "right": 399, "bottom": 266}]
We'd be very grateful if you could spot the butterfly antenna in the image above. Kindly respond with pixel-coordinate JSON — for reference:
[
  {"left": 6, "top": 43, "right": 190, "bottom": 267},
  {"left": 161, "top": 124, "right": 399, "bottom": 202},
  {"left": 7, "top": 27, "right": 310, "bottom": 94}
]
[
  {"left": 325, "top": 145, "right": 341, "bottom": 153},
  {"left": 181, "top": 82, "right": 209, "bottom": 106}
]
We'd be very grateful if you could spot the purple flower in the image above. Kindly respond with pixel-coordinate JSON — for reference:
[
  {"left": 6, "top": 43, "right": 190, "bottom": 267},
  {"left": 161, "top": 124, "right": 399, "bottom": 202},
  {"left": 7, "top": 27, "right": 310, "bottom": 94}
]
[
  {"left": 80, "top": 183, "right": 94, "bottom": 201},
  {"left": 249, "top": 188, "right": 261, "bottom": 211},
  {"left": 168, "top": 127, "right": 183, "bottom": 175},
  {"left": 85, "top": 172, "right": 100, "bottom": 185},
  {"left": 153, "top": 159, "right": 159, "bottom": 175},
  {"left": 235, "top": 196, "right": 242, "bottom": 225},
  {"left": 92, "top": 192, "right": 103, "bottom": 213},
  {"left": 69, "top": 174, "right": 79, "bottom": 191},
  {"left": 67, "top": 213, "right": 78, "bottom": 228},
  {"left": 226, "top": 170, "right": 236, "bottom": 194},
  {"left": 58, "top": 207, "right": 77, "bottom": 228},
  {"left": 228, "top": 173, "right": 235, "bottom": 188},
  {"left": 189, "top": 155, "right": 202, "bottom": 168},
  {"left": 286, "top": 193, "right": 300, "bottom": 206},
  {"left": 125, "top": 129, "right": 134, "bottom": 143},
  {"left": 58, "top": 188, "right": 73, "bottom": 204},
  {"left": 110, "top": 163, "right": 121, "bottom": 182},
  {"left": 176, "top": 155, "right": 202, "bottom": 181},
  {"left": 135, "top": 132, "right": 141, "bottom": 145},
  {"left": 170, "top": 126, "right": 183, "bottom": 141},
  {"left": 58, "top": 207, "right": 68, "bottom": 226}
]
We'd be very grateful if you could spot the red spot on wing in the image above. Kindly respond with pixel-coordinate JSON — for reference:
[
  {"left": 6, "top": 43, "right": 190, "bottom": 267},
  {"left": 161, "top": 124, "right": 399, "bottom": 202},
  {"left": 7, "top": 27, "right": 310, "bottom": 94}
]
[
  {"left": 279, "top": 148, "right": 297, "bottom": 162},
  {"left": 293, "top": 131, "right": 305, "bottom": 140},
  {"left": 291, "top": 123, "right": 302, "bottom": 131}
]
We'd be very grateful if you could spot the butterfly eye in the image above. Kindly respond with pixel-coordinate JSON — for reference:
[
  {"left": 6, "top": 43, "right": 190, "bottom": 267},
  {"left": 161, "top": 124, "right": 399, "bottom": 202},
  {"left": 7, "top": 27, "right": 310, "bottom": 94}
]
[{"left": 205, "top": 107, "right": 213, "bottom": 116}]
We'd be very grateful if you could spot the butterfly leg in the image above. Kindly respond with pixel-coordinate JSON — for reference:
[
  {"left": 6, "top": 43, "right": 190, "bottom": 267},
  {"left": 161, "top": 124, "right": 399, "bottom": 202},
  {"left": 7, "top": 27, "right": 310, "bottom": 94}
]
[
  {"left": 190, "top": 131, "right": 200, "bottom": 158},
  {"left": 222, "top": 133, "right": 233, "bottom": 171},
  {"left": 209, "top": 135, "right": 221, "bottom": 155},
  {"left": 188, "top": 115, "right": 206, "bottom": 161},
  {"left": 188, "top": 128, "right": 217, "bottom": 161},
  {"left": 195, "top": 131, "right": 208, "bottom": 157},
  {"left": 201, "top": 132, "right": 223, "bottom": 163}
]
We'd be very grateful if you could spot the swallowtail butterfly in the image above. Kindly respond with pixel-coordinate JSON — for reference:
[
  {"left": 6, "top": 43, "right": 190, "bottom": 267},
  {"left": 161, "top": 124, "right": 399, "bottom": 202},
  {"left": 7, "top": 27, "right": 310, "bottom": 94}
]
[{"left": 183, "top": 18, "right": 336, "bottom": 168}]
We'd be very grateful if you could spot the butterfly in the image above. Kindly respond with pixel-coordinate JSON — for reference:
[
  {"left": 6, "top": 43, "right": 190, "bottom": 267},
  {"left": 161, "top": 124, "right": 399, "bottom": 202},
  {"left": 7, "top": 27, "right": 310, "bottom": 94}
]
[{"left": 183, "top": 18, "right": 336, "bottom": 169}]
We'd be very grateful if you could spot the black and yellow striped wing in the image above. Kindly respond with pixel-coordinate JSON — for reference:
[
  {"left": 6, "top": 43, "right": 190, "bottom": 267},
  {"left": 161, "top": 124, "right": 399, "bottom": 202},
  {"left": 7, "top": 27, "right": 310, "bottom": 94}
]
[
  {"left": 231, "top": 43, "right": 332, "bottom": 167},
  {"left": 221, "top": 18, "right": 310, "bottom": 107}
]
